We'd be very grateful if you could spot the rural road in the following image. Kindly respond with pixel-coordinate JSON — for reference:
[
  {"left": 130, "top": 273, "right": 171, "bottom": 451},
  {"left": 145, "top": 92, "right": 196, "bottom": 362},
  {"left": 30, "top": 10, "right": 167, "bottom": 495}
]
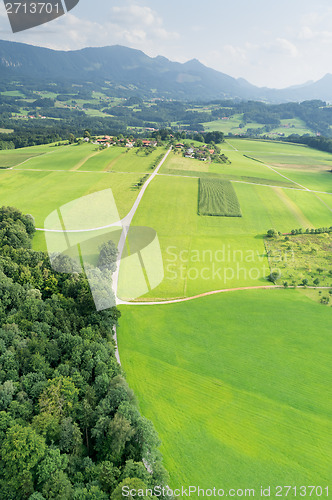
[{"left": 112, "top": 147, "right": 172, "bottom": 300}]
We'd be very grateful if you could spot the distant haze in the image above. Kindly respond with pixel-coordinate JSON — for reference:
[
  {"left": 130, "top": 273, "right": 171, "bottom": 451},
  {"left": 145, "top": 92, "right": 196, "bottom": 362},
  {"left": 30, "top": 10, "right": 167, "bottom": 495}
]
[{"left": 1, "top": 0, "right": 332, "bottom": 88}]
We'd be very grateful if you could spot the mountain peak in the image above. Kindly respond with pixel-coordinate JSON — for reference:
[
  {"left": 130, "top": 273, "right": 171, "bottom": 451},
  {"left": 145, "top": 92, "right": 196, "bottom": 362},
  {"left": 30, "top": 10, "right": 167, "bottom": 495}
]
[{"left": 185, "top": 58, "right": 203, "bottom": 67}]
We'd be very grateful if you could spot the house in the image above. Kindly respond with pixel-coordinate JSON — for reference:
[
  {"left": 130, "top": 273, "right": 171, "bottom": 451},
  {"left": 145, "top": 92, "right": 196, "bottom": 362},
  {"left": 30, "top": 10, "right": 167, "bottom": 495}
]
[
  {"left": 142, "top": 140, "right": 157, "bottom": 147},
  {"left": 175, "top": 143, "right": 184, "bottom": 148}
]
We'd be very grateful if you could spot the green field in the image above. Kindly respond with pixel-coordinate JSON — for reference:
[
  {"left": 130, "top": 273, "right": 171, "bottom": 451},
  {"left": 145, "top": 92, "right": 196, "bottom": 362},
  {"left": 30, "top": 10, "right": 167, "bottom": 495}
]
[
  {"left": 118, "top": 163, "right": 331, "bottom": 299},
  {"left": 118, "top": 289, "right": 332, "bottom": 495},
  {"left": 198, "top": 178, "right": 242, "bottom": 217},
  {"left": 203, "top": 116, "right": 313, "bottom": 137},
  {"left": 1, "top": 139, "right": 332, "bottom": 495},
  {"left": 0, "top": 168, "right": 142, "bottom": 251},
  {"left": 13, "top": 143, "right": 97, "bottom": 171},
  {"left": 161, "top": 148, "right": 298, "bottom": 187},
  {"left": 226, "top": 138, "right": 332, "bottom": 193},
  {"left": 0, "top": 144, "right": 53, "bottom": 168},
  {"left": 117, "top": 139, "right": 332, "bottom": 497}
]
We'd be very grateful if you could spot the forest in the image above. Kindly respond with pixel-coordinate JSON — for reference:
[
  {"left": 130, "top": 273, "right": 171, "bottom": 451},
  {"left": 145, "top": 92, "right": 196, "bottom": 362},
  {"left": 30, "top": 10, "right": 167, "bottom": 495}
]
[{"left": 0, "top": 207, "right": 169, "bottom": 499}]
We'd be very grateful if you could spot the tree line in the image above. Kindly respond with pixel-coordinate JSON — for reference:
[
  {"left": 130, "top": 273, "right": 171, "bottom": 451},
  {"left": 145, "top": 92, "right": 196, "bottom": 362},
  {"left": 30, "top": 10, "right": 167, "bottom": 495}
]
[{"left": 0, "top": 207, "right": 169, "bottom": 499}]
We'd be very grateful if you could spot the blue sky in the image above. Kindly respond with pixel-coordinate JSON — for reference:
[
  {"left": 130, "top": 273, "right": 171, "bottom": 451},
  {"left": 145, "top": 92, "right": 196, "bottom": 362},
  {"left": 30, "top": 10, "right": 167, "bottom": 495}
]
[{"left": 1, "top": 0, "right": 332, "bottom": 88}]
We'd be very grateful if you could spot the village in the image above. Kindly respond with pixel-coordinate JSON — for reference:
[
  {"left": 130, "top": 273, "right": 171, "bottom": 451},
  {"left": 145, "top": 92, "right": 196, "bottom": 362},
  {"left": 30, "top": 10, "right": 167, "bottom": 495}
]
[{"left": 87, "top": 134, "right": 230, "bottom": 164}]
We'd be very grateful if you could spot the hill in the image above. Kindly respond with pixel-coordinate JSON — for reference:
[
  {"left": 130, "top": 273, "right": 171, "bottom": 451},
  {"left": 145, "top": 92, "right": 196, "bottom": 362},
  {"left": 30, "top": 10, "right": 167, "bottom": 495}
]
[{"left": 1, "top": 39, "right": 332, "bottom": 102}]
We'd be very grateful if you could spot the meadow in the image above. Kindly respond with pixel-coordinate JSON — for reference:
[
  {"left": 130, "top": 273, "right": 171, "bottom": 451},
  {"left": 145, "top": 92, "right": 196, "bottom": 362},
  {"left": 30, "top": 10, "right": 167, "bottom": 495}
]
[
  {"left": 203, "top": 116, "right": 312, "bottom": 137},
  {"left": 118, "top": 289, "right": 332, "bottom": 495},
  {"left": 226, "top": 138, "right": 332, "bottom": 193},
  {"left": 120, "top": 168, "right": 332, "bottom": 299},
  {"left": 161, "top": 148, "right": 296, "bottom": 187},
  {"left": 0, "top": 144, "right": 53, "bottom": 168},
  {"left": 13, "top": 143, "right": 97, "bottom": 171},
  {"left": 266, "top": 233, "right": 332, "bottom": 288},
  {"left": 0, "top": 137, "right": 331, "bottom": 496}
]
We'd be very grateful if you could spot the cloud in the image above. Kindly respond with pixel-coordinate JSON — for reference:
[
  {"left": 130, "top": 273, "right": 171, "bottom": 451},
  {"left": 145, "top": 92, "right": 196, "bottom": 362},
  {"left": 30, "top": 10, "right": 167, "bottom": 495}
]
[
  {"left": 274, "top": 38, "right": 298, "bottom": 57},
  {"left": 0, "top": 2, "right": 179, "bottom": 53}
]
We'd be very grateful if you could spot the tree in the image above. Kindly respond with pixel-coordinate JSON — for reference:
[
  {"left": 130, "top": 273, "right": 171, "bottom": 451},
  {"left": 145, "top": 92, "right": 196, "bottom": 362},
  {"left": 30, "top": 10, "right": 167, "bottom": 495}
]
[
  {"left": 0, "top": 424, "right": 46, "bottom": 496},
  {"left": 98, "top": 461, "right": 121, "bottom": 494},
  {"left": 97, "top": 240, "right": 118, "bottom": 272},
  {"left": 41, "top": 470, "right": 73, "bottom": 499},
  {"left": 268, "top": 271, "right": 280, "bottom": 283},
  {"left": 59, "top": 417, "right": 83, "bottom": 455},
  {"left": 37, "top": 448, "right": 68, "bottom": 487},
  {"left": 38, "top": 376, "right": 79, "bottom": 420},
  {"left": 111, "top": 478, "right": 152, "bottom": 500},
  {"left": 267, "top": 229, "right": 277, "bottom": 238}
]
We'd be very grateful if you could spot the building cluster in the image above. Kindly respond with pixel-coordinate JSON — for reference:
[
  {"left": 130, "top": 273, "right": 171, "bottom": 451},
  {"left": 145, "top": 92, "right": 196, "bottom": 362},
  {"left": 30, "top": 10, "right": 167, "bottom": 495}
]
[
  {"left": 90, "top": 136, "right": 158, "bottom": 148},
  {"left": 176, "top": 143, "right": 215, "bottom": 161}
]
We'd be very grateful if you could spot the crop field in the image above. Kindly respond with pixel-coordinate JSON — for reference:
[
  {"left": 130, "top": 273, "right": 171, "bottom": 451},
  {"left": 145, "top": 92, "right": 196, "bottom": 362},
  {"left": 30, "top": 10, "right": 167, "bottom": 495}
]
[
  {"left": 117, "top": 173, "right": 332, "bottom": 300},
  {"left": 198, "top": 178, "right": 242, "bottom": 217},
  {"left": 0, "top": 138, "right": 331, "bottom": 497},
  {"left": 118, "top": 289, "right": 332, "bottom": 495}
]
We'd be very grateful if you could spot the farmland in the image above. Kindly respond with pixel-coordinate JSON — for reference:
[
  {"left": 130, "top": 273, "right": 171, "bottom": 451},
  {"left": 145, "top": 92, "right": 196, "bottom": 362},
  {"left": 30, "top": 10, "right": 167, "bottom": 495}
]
[
  {"left": 198, "top": 178, "right": 242, "bottom": 217},
  {"left": 0, "top": 137, "right": 331, "bottom": 497},
  {"left": 226, "top": 138, "right": 332, "bottom": 193},
  {"left": 117, "top": 137, "right": 332, "bottom": 497},
  {"left": 125, "top": 160, "right": 332, "bottom": 299},
  {"left": 203, "top": 116, "right": 313, "bottom": 138},
  {"left": 118, "top": 289, "right": 332, "bottom": 494}
]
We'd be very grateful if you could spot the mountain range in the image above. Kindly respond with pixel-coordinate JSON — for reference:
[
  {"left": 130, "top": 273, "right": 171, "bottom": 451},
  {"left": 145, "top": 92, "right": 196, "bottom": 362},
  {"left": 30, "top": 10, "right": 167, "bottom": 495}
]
[{"left": 1, "top": 39, "right": 332, "bottom": 103}]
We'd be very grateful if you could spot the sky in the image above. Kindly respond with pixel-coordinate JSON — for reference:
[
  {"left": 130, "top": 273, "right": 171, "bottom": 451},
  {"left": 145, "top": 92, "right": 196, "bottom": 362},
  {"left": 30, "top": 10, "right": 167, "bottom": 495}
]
[{"left": 1, "top": 0, "right": 332, "bottom": 88}]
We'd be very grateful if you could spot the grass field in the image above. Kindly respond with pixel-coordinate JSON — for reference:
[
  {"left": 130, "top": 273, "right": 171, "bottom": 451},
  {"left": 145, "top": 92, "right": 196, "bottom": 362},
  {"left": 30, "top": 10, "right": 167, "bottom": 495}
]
[
  {"left": 226, "top": 138, "right": 332, "bottom": 193},
  {"left": 1, "top": 138, "right": 332, "bottom": 495},
  {"left": 0, "top": 144, "right": 53, "bottom": 168},
  {"left": 203, "top": 116, "right": 313, "bottom": 137},
  {"left": 118, "top": 289, "right": 332, "bottom": 496},
  {"left": 13, "top": 143, "right": 97, "bottom": 171},
  {"left": 161, "top": 149, "right": 297, "bottom": 187},
  {"left": 198, "top": 179, "right": 242, "bottom": 217},
  {"left": 78, "top": 147, "right": 166, "bottom": 173},
  {"left": 0, "top": 169, "right": 142, "bottom": 240},
  {"left": 117, "top": 173, "right": 332, "bottom": 300}
]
